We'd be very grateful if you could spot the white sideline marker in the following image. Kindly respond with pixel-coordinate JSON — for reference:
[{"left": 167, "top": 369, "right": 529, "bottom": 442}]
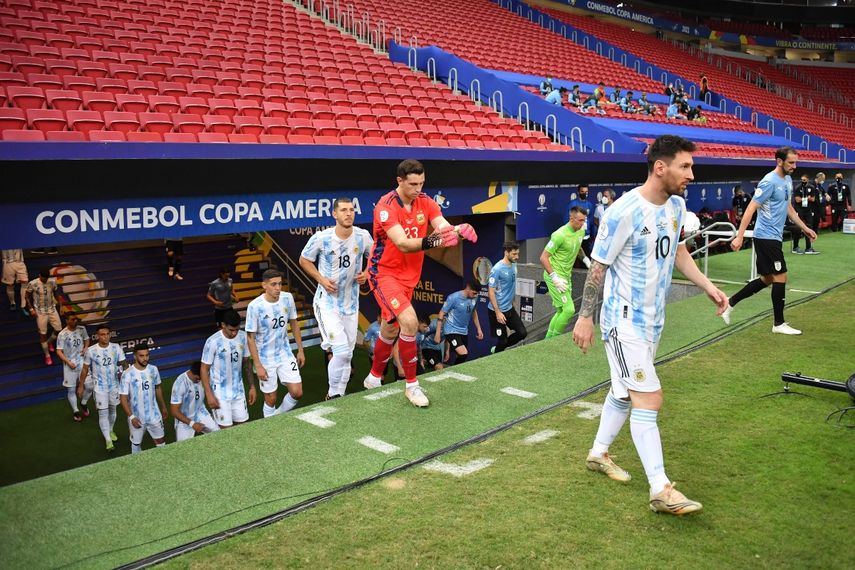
[
  {"left": 363, "top": 387, "right": 403, "bottom": 401},
  {"left": 501, "top": 387, "right": 537, "bottom": 399},
  {"left": 789, "top": 289, "right": 821, "bottom": 295},
  {"left": 523, "top": 430, "right": 560, "bottom": 445},
  {"left": 358, "top": 436, "right": 400, "bottom": 454},
  {"left": 424, "top": 371, "right": 477, "bottom": 383},
  {"left": 570, "top": 401, "right": 603, "bottom": 420},
  {"left": 423, "top": 458, "right": 494, "bottom": 477},
  {"left": 295, "top": 406, "right": 337, "bottom": 428}
]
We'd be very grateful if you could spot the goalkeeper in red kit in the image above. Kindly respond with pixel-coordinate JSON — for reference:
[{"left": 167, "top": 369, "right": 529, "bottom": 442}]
[{"left": 363, "top": 159, "right": 477, "bottom": 407}]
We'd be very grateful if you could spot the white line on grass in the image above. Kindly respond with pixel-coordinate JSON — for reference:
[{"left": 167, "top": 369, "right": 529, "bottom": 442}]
[
  {"left": 363, "top": 387, "right": 403, "bottom": 400},
  {"left": 423, "top": 458, "right": 494, "bottom": 477},
  {"left": 789, "top": 289, "right": 821, "bottom": 294},
  {"left": 570, "top": 402, "right": 603, "bottom": 419},
  {"left": 295, "top": 406, "right": 337, "bottom": 428},
  {"left": 357, "top": 436, "right": 400, "bottom": 454},
  {"left": 424, "top": 371, "right": 477, "bottom": 383},
  {"left": 522, "top": 430, "right": 559, "bottom": 445},
  {"left": 500, "top": 387, "right": 538, "bottom": 399}
]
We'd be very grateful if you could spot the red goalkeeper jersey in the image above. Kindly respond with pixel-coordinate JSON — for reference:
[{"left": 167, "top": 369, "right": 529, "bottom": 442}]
[{"left": 368, "top": 190, "right": 442, "bottom": 289}]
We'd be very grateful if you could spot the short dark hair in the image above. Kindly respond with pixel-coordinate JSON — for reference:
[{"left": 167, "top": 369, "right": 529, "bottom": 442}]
[
  {"left": 96, "top": 324, "right": 111, "bottom": 333},
  {"left": 190, "top": 360, "right": 202, "bottom": 376},
  {"left": 572, "top": 84, "right": 579, "bottom": 90},
  {"left": 503, "top": 241, "right": 520, "bottom": 252},
  {"left": 578, "top": 184, "right": 588, "bottom": 191},
  {"left": 261, "top": 268, "right": 281, "bottom": 282},
  {"left": 221, "top": 309, "right": 241, "bottom": 327},
  {"left": 598, "top": 82, "right": 604, "bottom": 86},
  {"left": 419, "top": 314, "right": 431, "bottom": 325},
  {"left": 570, "top": 206, "right": 588, "bottom": 216},
  {"left": 775, "top": 146, "right": 797, "bottom": 162},
  {"left": 465, "top": 279, "right": 482, "bottom": 291},
  {"left": 646, "top": 135, "right": 697, "bottom": 172},
  {"left": 559, "top": 87, "right": 567, "bottom": 93},
  {"left": 133, "top": 342, "right": 149, "bottom": 353},
  {"left": 39, "top": 267, "right": 50, "bottom": 279},
  {"left": 333, "top": 197, "right": 353, "bottom": 210},
  {"left": 397, "top": 159, "right": 424, "bottom": 179},
  {"left": 626, "top": 91, "right": 633, "bottom": 96},
  {"left": 219, "top": 267, "right": 230, "bottom": 275}
]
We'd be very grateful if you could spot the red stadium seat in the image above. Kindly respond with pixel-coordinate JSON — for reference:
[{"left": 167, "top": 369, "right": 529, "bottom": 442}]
[
  {"left": 26, "top": 108, "right": 66, "bottom": 133},
  {"left": 88, "top": 130, "right": 126, "bottom": 141},
  {"left": 66, "top": 110, "right": 104, "bottom": 134},
  {"left": 1, "top": 128, "right": 45, "bottom": 141},
  {"left": 103, "top": 111, "right": 139, "bottom": 133},
  {"left": 45, "top": 130, "right": 84, "bottom": 141},
  {"left": 115, "top": 93, "right": 149, "bottom": 113},
  {"left": 126, "top": 131, "right": 163, "bottom": 142},
  {"left": 163, "top": 132, "right": 197, "bottom": 143}
]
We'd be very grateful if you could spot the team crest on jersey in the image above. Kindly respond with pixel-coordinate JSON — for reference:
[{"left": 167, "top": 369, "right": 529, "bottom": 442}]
[
  {"left": 390, "top": 298, "right": 400, "bottom": 309},
  {"left": 672, "top": 217, "right": 678, "bottom": 232},
  {"left": 633, "top": 368, "right": 646, "bottom": 382},
  {"left": 416, "top": 212, "right": 425, "bottom": 225},
  {"left": 353, "top": 246, "right": 359, "bottom": 254},
  {"left": 380, "top": 210, "right": 389, "bottom": 222},
  {"left": 774, "top": 261, "right": 782, "bottom": 271}
]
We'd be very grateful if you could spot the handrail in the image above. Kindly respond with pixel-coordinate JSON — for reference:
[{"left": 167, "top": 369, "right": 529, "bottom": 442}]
[
  {"left": 426, "top": 57, "right": 437, "bottom": 82},
  {"left": 601, "top": 139, "right": 614, "bottom": 153},
  {"left": 517, "top": 101, "right": 530, "bottom": 128},
  {"left": 490, "top": 90, "right": 504, "bottom": 117},
  {"left": 262, "top": 232, "right": 318, "bottom": 297},
  {"left": 545, "top": 113, "right": 558, "bottom": 143},
  {"left": 820, "top": 141, "right": 828, "bottom": 157},
  {"left": 569, "top": 126, "right": 583, "bottom": 152}
]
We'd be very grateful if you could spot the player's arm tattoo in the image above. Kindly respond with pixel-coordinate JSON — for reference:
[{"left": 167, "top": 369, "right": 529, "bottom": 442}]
[{"left": 578, "top": 261, "right": 607, "bottom": 318}]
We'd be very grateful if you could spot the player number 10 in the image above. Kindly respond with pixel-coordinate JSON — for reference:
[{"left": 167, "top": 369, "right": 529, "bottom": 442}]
[{"left": 654, "top": 235, "right": 671, "bottom": 260}]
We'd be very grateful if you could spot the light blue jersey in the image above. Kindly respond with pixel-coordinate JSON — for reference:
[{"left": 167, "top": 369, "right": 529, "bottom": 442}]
[
  {"left": 364, "top": 321, "right": 380, "bottom": 355},
  {"left": 302, "top": 227, "right": 373, "bottom": 316},
  {"left": 119, "top": 364, "right": 162, "bottom": 424},
  {"left": 752, "top": 170, "right": 792, "bottom": 241},
  {"left": 83, "top": 343, "right": 126, "bottom": 392},
  {"left": 441, "top": 291, "right": 477, "bottom": 336},
  {"left": 487, "top": 260, "right": 517, "bottom": 312},
  {"left": 245, "top": 292, "right": 297, "bottom": 365},
  {"left": 170, "top": 372, "right": 210, "bottom": 424},
  {"left": 57, "top": 325, "right": 87, "bottom": 370},
  {"left": 420, "top": 318, "right": 445, "bottom": 354},
  {"left": 592, "top": 188, "right": 685, "bottom": 344},
  {"left": 201, "top": 329, "right": 250, "bottom": 401}
]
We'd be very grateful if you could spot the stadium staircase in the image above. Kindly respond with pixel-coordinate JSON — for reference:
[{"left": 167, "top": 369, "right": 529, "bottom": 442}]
[{"left": 0, "top": 235, "right": 319, "bottom": 411}]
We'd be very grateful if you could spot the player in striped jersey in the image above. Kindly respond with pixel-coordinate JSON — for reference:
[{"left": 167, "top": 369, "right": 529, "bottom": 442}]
[
  {"left": 56, "top": 313, "right": 89, "bottom": 421},
  {"left": 25, "top": 268, "right": 62, "bottom": 366},
  {"left": 201, "top": 309, "right": 256, "bottom": 428},
  {"left": 170, "top": 361, "right": 219, "bottom": 442},
  {"left": 79, "top": 324, "right": 128, "bottom": 452},
  {"left": 573, "top": 135, "right": 728, "bottom": 516},
  {"left": 300, "top": 197, "right": 373, "bottom": 399},
  {"left": 2, "top": 248, "right": 28, "bottom": 314},
  {"left": 119, "top": 343, "right": 167, "bottom": 453},
  {"left": 246, "top": 269, "right": 305, "bottom": 417}
]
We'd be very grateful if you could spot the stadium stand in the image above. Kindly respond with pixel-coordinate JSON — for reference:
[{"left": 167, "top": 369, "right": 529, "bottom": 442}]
[
  {"left": 704, "top": 19, "right": 792, "bottom": 40},
  {"left": 799, "top": 25, "right": 855, "bottom": 41}
]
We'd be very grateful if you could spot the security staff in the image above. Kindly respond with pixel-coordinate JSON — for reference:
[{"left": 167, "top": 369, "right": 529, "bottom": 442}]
[
  {"left": 732, "top": 186, "right": 751, "bottom": 225},
  {"left": 791, "top": 175, "right": 817, "bottom": 254},
  {"left": 811, "top": 172, "right": 828, "bottom": 236},
  {"left": 828, "top": 172, "right": 851, "bottom": 232}
]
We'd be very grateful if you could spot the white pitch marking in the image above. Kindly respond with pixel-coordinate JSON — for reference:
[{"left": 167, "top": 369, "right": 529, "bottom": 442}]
[
  {"left": 424, "top": 371, "right": 477, "bottom": 383},
  {"left": 523, "top": 430, "right": 559, "bottom": 445},
  {"left": 363, "top": 387, "right": 403, "bottom": 400},
  {"left": 789, "top": 289, "right": 821, "bottom": 295},
  {"left": 357, "top": 436, "right": 400, "bottom": 454},
  {"left": 501, "top": 387, "right": 538, "bottom": 399},
  {"left": 295, "top": 406, "right": 337, "bottom": 428},
  {"left": 570, "top": 401, "right": 604, "bottom": 419},
  {"left": 423, "top": 458, "right": 494, "bottom": 477}
]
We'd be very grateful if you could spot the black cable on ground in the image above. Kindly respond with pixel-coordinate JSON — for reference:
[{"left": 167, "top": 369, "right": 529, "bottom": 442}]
[{"left": 59, "top": 275, "right": 854, "bottom": 570}]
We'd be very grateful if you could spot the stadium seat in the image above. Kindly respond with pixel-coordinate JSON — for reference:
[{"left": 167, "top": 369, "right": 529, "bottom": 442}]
[
  {"left": 45, "top": 130, "right": 84, "bottom": 141},
  {"left": 26, "top": 108, "right": 66, "bottom": 133},
  {"left": 88, "top": 130, "right": 126, "bottom": 141},
  {"left": 6, "top": 85, "right": 45, "bottom": 109},
  {"left": 126, "top": 131, "right": 163, "bottom": 142},
  {"left": 82, "top": 91, "right": 117, "bottom": 112},
  {"left": 115, "top": 93, "right": 149, "bottom": 113},
  {"left": 197, "top": 132, "right": 228, "bottom": 142},
  {"left": 0, "top": 108, "right": 27, "bottom": 131},
  {"left": 103, "top": 111, "right": 140, "bottom": 133},
  {"left": 170, "top": 113, "right": 204, "bottom": 134},
  {"left": 163, "top": 132, "right": 197, "bottom": 143},
  {"left": 1, "top": 128, "right": 45, "bottom": 141},
  {"left": 138, "top": 112, "right": 174, "bottom": 134}
]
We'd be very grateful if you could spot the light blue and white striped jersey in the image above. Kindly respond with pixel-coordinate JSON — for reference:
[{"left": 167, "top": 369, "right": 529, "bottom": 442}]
[
  {"left": 441, "top": 291, "right": 477, "bottom": 336},
  {"left": 83, "top": 343, "right": 126, "bottom": 392},
  {"left": 119, "top": 364, "right": 162, "bottom": 424},
  {"left": 420, "top": 318, "right": 445, "bottom": 354},
  {"left": 57, "top": 325, "right": 87, "bottom": 369},
  {"left": 201, "top": 329, "right": 250, "bottom": 400},
  {"left": 487, "top": 260, "right": 517, "bottom": 312},
  {"left": 245, "top": 292, "right": 297, "bottom": 365},
  {"left": 752, "top": 170, "right": 792, "bottom": 241},
  {"left": 302, "top": 227, "right": 373, "bottom": 316},
  {"left": 592, "top": 187, "right": 686, "bottom": 344},
  {"left": 364, "top": 321, "right": 380, "bottom": 355},
  {"left": 170, "top": 371, "right": 210, "bottom": 423}
]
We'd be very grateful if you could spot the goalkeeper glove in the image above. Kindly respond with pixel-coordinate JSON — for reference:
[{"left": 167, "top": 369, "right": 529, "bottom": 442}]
[
  {"left": 455, "top": 223, "right": 478, "bottom": 243},
  {"left": 422, "top": 225, "right": 459, "bottom": 250},
  {"left": 549, "top": 271, "right": 568, "bottom": 293}
]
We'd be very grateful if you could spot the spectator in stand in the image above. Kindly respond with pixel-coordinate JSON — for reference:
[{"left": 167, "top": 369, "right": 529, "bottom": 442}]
[
  {"left": 619, "top": 91, "right": 637, "bottom": 114},
  {"left": 829, "top": 172, "right": 851, "bottom": 231},
  {"left": 687, "top": 105, "right": 706, "bottom": 123},
  {"left": 812, "top": 172, "right": 828, "bottom": 239},
  {"left": 678, "top": 95, "right": 691, "bottom": 116},
  {"left": 568, "top": 85, "right": 583, "bottom": 108},
  {"left": 582, "top": 82, "right": 607, "bottom": 115},
  {"left": 207, "top": 268, "right": 238, "bottom": 327},
  {"left": 732, "top": 185, "right": 751, "bottom": 226},
  {"left": 539, "top": 76, "right": 553, "bottom": 96},
  {"left": 638, "top": 93, "right": 657, "bottom": 116},
  {"left": 609, "top": 86, "right": 622, "bottom": 104},
  {"left": 791, "top": 174, "right": 817, "bottom": 254},
  {"left": 664, "top": 83, "right": 675, "bottom": 103},
  {"left": 545, "top": 86, "right": 567, "bottom": 106},
  {"left": 666, "top": 102, "right": 687, "bottom": 120},
  {"left": 699, "top": 74, "right": 710, "bottom": 100},
  {"left": 2, "top": 249, "right": 28, "bottom": 314}
]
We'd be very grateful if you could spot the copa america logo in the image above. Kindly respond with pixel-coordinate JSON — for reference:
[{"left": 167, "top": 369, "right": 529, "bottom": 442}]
[
  {"left": 537, "top": 194, "right": 548, "bottom": 212},
  {"left": 433, "top": 192, "right": 451, "bottom": 209},
  {"left": 52, "top": 262, "right": 110, "bottom": 323}
]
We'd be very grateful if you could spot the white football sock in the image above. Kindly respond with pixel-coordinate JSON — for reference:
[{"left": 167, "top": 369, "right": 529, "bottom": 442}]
[
  {"left": 591, "top": 391, "right": 630, "bottom": 456},
  {"left": 328, "top": 353, "right": 351, "bottom": 397},
  {"left": 155, "top": 442, "right": 165, "bottom": 448},
  {"left": 630, "top": 408, "right": 670, "bottom": 494},
  {"left": 81, "top": 385, "right": 92, "bottom": 405},
  {"left": 262, "top": 403, "right": 277, "bottom": 418},
  {"left": 67, "top": 388, "right": 79, "bottom": 413},
  {"left": 98, "top": 409, "right": 111, "bottom": 442},
  {"left": 278, "top": 393, "right": 298, "bottom": 414},
  {"left": 131, "top": 443, "right": 141, "bottom": 454},
  {"left": 108, "top": 404, "right": 117, "bottom": 431}
]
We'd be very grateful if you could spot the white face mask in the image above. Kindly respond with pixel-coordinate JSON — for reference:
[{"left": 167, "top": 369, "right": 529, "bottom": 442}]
[{"left": 601, "top": 197, "right": 609, "bottom": 205}]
